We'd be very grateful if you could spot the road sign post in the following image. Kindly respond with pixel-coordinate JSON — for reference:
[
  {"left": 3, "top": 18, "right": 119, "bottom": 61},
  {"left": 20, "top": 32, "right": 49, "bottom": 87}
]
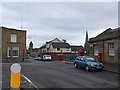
[{"left": 10, "top": 63, "right": 21, "bottom": 88}]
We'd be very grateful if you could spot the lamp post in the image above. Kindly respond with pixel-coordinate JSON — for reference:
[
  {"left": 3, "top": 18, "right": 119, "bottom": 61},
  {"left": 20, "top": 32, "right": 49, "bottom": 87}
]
[{"left": 22, "top": 50, "right": 25, "bottom": 62}]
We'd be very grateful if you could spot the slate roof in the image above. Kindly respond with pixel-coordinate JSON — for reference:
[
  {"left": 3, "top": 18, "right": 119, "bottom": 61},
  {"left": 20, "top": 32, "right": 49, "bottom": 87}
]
[
  {"left": 40, "top": 44, "right": 46, "bottom": 49},
  {"left": 71, "top": 46, "right": 83, "bottom": 51},
  {"left": 52, "top": 43, "right": 70, "bottom": 48},
  {"left": 89, "top": 27, "right": 120, "bottom": 43},
  {"left": 46, "top": 38, "right": 62, "bottom": 43},
  {"left": 0, "top": 26, "right": 26, "bottom": 32},
  {"left": 32, "top": 48, "right": 40, "bottom": 52}
]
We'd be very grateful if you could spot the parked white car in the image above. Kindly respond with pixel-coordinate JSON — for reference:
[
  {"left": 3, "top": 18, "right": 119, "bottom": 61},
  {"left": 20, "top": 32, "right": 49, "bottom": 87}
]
[{"left": 43, "top": 55, "right": 52, "bottom": 61}]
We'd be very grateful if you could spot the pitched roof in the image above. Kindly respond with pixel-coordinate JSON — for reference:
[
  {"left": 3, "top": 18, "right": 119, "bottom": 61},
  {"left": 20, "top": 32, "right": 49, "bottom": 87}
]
[
  {"left": 0, "top": 26, "right": 26, "bottom": 32},
  {"left": 40, "top": 44, "right": 46, "bottom": 49},
  {"left": 89, "top": 27, "right": 120, "bottom": 42},
  {"left": 71, "top": 45, "right": 83, "bottom": 51},
  {"left": 32, "top": 48, "right": 40, "bottom": 52},
  {"left": 46, "top": 38, "right": 62, "bottom": 44},
  {"left": 52, "top": 43, "right": 70, "bottom": 48}
]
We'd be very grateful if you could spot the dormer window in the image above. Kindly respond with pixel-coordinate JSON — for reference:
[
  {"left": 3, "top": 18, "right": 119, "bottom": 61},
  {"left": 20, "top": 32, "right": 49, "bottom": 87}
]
[{"left": 11, "top": 34, "right": 17, "bottom": 43}]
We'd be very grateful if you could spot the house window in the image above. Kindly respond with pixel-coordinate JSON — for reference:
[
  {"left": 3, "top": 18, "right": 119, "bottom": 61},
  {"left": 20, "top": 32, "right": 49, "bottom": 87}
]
[
  {"left": 8, "top": 46, "right": 19, "bottom": 57},
  {"left": 8, "top": 47, "right": 12, "bottom": 57},
  {"left": 12, "top": 47, "right": 19, "bottom": 57},
  {"left": 57, "top": 48, "right": 60, "bottom": 51},
  {"left": 109, "top": 43, "right": 114, "bottom": 56},
  {"left": 66, "top": 48, "right": 69, "bottom": 51},
  {"left": 94, "top": 45, "right": 98, "bottom": 56},
  {"left": 11, "top": 34, "right": 17, "bottom": 43}
]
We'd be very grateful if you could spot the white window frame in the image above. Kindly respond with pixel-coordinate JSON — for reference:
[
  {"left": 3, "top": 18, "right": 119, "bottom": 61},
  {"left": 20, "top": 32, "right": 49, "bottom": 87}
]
[
  {"left": 66, "top": 48, "right": 69, "bottom": 51},
  {"left": 11, "top": 34, "right": 17, "bottom": 43},
  {"left": 7, "top": 46, "right": 19, "bottom": 57},
  {"left": 94, "top": 45, "right": 98, "bottom": 56},
  {"left": 12, "top": 47, "right": 19, "bottom": 57},
  {"left": 109, "top": 43, "right": 115, "bottom": 56}
]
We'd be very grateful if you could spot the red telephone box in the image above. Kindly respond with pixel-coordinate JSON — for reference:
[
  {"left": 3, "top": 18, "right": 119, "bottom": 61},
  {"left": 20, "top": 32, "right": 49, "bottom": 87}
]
[
  {"left": 98, "top": 52, "right": 102, "bottom": 62},
  {"left": 78, "top": 50, "right": 84, "bottom": 56}
]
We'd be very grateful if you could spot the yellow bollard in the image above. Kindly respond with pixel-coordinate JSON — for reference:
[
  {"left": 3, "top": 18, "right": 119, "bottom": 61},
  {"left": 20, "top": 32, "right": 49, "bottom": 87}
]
[{"left": 10, "top": 63, "right": 21, "bottom": 88}]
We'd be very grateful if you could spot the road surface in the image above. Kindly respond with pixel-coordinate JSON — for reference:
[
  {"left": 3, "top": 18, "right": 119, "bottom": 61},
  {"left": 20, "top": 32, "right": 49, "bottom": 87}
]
[{"left": 2, "top": 60, "right": 119, "bottom": 88}]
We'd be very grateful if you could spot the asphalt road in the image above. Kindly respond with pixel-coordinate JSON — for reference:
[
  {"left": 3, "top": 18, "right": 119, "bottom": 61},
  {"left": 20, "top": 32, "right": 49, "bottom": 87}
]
[{"left": 2, "top": 60, "right": 119, "bottom": 88}]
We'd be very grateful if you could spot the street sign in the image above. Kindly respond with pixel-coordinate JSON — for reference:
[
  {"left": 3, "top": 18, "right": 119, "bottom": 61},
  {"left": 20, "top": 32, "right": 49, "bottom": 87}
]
[{"left": 10, "top": 63, "right": 21, "bottom": 88}]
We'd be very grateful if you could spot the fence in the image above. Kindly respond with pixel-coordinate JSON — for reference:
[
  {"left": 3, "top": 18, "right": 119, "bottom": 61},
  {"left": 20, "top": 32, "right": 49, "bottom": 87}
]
[{"left": 63, "top": 55, "right": 77, "bottom": 61}]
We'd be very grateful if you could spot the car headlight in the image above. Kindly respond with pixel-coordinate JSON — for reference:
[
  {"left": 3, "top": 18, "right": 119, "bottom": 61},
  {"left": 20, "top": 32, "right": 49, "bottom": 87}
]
[
  {"left": 91, "top": 63, "right": 94, "bottom": 66},
  {"left": 100, "top": 63, "right": 103, "bottom": 66}
]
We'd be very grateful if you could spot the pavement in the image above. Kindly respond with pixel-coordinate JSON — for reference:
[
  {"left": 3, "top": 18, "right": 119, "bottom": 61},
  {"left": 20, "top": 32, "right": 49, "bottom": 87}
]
[
  {"left": 103, "top": 63, "right": 120, "bottom": 74},
  {"left": 2, "top": 62, "right": 37, "bottom": 90},
  {"left": 0, "top": 63, "right": 2, "bottom": 90}
]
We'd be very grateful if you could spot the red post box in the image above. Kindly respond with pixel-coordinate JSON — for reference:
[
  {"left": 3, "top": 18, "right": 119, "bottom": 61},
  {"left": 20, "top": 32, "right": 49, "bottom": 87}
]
[
  {"left": 22, "top": 50, "right": 25, "bottom": 54},
  {"left": 98, "top": 52, "right": 102, "bottom": 62},
  {"left": 78, "top": 50, "right": 84, "bottom": 56}
]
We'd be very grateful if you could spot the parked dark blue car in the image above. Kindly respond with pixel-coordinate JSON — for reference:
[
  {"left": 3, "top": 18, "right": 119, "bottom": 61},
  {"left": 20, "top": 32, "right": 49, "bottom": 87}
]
[
  {"left": 74, "top": 56, "right": 103, "bottom": 71},
  {"left": 34, "top": 57, "right": 43, "bottom": 61}
]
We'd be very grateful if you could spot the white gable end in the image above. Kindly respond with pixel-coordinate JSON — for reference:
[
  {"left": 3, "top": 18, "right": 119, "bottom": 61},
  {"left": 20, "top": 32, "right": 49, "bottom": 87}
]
[{"left": 51, "top": 38, "right": 62, "bottom": 43}]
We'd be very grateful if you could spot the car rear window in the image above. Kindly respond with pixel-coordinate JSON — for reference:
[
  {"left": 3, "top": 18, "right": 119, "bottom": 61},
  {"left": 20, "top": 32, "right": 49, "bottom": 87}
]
[
  {"left": 85, "top": 57, "right": 95, "bottom": 61},
  {"left": 45, "top": 55, "right": 51, "bottom": 57}
]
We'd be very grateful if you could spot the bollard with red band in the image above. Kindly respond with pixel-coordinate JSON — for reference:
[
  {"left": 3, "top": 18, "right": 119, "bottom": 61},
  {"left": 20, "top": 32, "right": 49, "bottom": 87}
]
[{"left": 10, "top": 63, "right": 21, "bottom": 88}]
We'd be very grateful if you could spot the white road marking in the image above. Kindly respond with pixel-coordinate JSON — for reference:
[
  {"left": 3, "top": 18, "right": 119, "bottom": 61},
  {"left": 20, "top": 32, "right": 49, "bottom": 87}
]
[{"left": 21, "top": 74, "right": 38, "bottom": 89}]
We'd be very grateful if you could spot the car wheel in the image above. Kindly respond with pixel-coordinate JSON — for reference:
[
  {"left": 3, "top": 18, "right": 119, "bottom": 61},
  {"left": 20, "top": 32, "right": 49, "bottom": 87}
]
[
  {"left": 74, "top": 63, "right": 78, "bottom": 68},
  {"left": 85, "top": 66, "right": 89, "bottom": 71}
]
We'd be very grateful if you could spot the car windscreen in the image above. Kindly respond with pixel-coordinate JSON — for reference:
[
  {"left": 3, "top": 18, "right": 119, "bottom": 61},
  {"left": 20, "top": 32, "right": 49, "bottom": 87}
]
[
  {"left": 85, "top": 57, "right": 96, "bottom": 61},
  {"left": 45, "top": 56, "right": 51, "bottom": 57}
]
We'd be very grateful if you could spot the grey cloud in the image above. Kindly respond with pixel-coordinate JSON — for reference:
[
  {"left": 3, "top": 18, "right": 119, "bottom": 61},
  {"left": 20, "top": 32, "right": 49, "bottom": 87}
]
[{"left": 2, "top": 2, "right": 118, "bottom": 48}]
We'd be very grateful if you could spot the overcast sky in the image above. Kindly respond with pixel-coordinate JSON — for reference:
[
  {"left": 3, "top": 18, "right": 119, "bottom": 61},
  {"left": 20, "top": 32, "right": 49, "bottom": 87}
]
[{"left": 1, "top": 2, "right": 118, "bottom": 48}]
